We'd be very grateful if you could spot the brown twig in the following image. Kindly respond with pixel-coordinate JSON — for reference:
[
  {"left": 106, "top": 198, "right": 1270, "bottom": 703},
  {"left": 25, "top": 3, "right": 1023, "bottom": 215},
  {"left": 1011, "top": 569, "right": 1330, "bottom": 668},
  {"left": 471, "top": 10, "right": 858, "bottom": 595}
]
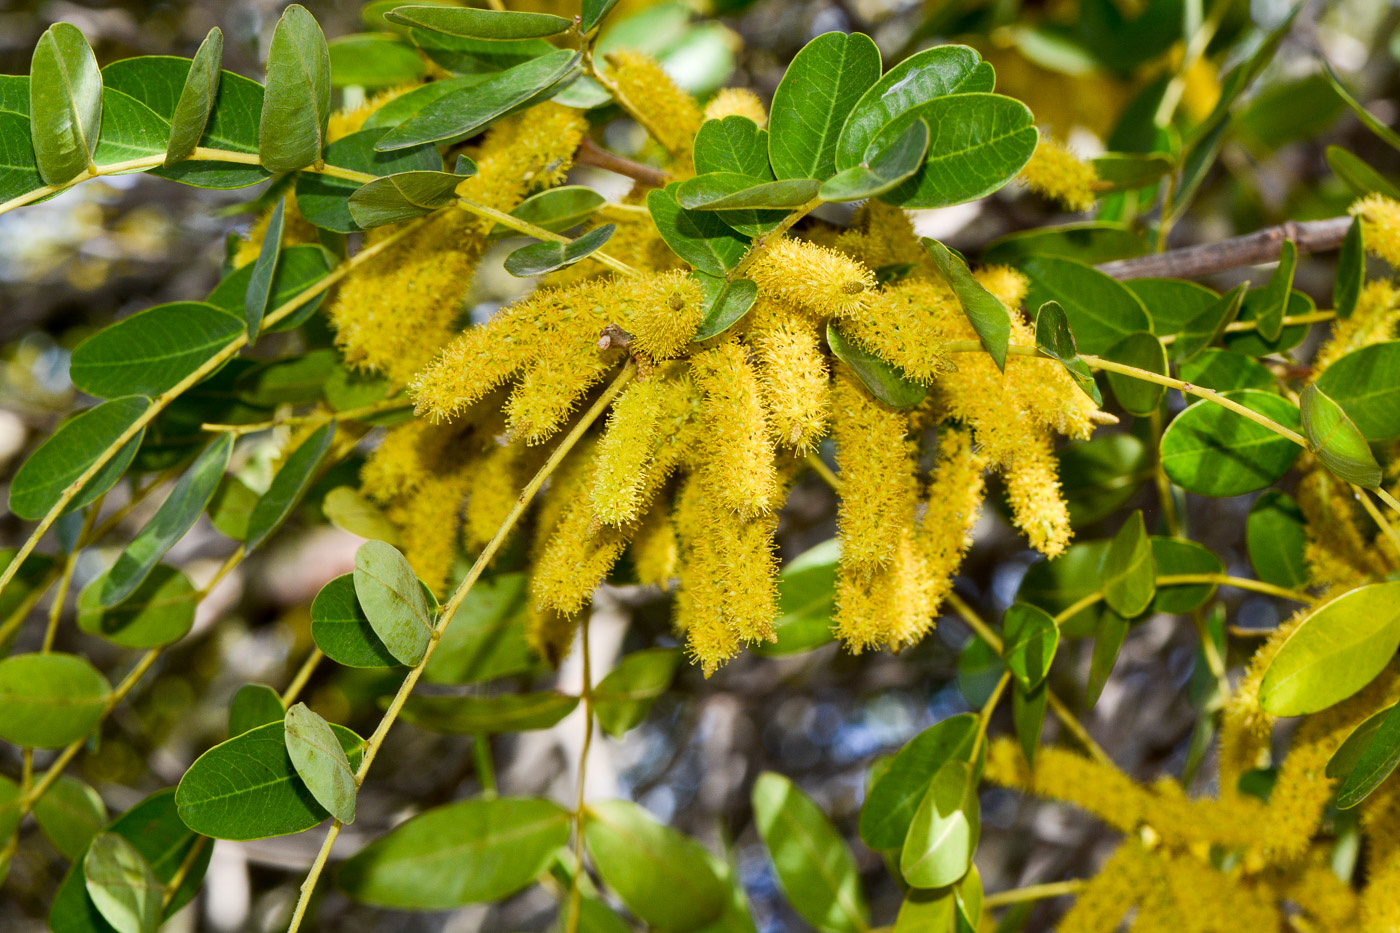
[
  {"left": 576, "top": 137, "right": 671, "bottom": 188},
  {"left": 1094, "top": 216, "right": 1351, "bottom": 280}
]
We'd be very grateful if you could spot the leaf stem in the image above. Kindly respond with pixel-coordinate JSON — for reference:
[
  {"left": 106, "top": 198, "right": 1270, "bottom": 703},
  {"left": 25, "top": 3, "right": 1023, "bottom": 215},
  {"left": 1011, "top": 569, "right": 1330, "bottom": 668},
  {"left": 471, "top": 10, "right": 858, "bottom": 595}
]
[
  {"left": 202, "top": 397, "right": 410, "bottom": 435},
  {"left": 283, "top": 363, "right": 638, "bottom": 933},
  {"left": 983, "top": 878, "right": 1086, "bottom": 909},
  {"left": 40, "top": 498, "right": 100, "bottom": 652},
  {"left": 728, "top": 197, "right": 824, "bottom": 280}
]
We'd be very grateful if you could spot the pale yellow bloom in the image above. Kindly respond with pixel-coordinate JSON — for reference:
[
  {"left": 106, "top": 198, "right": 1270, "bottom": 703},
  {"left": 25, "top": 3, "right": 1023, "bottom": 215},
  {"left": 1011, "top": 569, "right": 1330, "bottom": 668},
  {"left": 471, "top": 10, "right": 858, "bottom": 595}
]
[
  {"left": 749, "top": 239, "right": 877, "bottom": 319},
  {"left": 1018, "top": 133, "right": 1098, "bottom": 212},
  {"left": 1350, "top": 194, "right": 1400, "bottom": 267},
  {"left": 703, "top": 88, "right": 767, "bottom": 127},
  {"left": 606, "top": 51, "right": 703, "bottom": 162}
]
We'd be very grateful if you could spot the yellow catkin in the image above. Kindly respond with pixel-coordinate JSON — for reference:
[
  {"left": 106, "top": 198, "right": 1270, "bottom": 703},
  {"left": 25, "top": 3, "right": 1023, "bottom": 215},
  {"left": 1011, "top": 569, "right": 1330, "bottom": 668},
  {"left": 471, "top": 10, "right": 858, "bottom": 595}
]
[
  {"left": 749, "top": 239, "right": 877, "bottom": 319},
  {"left": 526, "top": 601, "right": 581, "bottom": 667},
  {"left": 591, "top": 377, "right": 670, "bottom": 525},
  {"left": 1001, "top": 434, "right": 1073, "bottom": 558},
  {"left": 462, "top": 441, "right": 542, "bottom": 551},
  {"left": 919, "top": 426, "right": 987, "bottom": 606},
  {"left": 1268, "top": 849, "right": 1359, "bottom": 930},
  {"left": 387, "top": 469, "right": 473, "bottom": 594},
  {"left": 1298, "top": 469, "right": 1391, "bottom": 588},
  {"left": 672, "top": 477, "right": 742, "bottom": 674},
  {"left": 606, "top": 51, "right": 704, "bottom": 162},
  {"left": 689, "top": 342, "right": 779, "bottom": 516},
  {"left": 327, "top": 208, "right": 483, "bottom": 386},
  {"left": 830, "top": 367, "right": 919, "bottom": 570},
  {"left": 1056, "top": 843, "right": 1153, "bottom": 933},
  {"left": 456, "top": 102, "right": 588, "bottom": 230},
  {"left": 631, "top": 497, "right": 678, "bottom": 588},
  {"left": 627, "top": 271, "right": 707, "bottom": 359},
  {"left": 985, "top": 739, "right": 1146, "bottom": 835},
  {"left": 835, "top": 526, "right": 936, "bottom": 652},
  {"left": 1155, "top": 849, "right": 1282, "bottom": 933},
  {"left": 703, "top": 88, "right": 767, "bottom": 126},
  {"left": 847, "top": 278, "right": 955, "bottom": 382},
  {"left": 1350, "top": 193, "right": 1400, "bottom": 267},
  {"left": 1219, "top": 606, "right": 1308, "bottom": 791},
  {"left": 1359, "top": 783, "right": 1400, "bottom": 930},
  {"left": 749, "top": 307, "right": 828, "bottom": 450},
  {"left": 1018, "top": 133, "right": 1099, "bottom": 212},
  {"left": 1312, "top": 279, "right": 1400, "bottom": 374},
  {"left": 359, "top": 419, "right": 443, "bottom": 503},
  {"left": 831, "top": 200, "right": 927, "bottom": 272}
]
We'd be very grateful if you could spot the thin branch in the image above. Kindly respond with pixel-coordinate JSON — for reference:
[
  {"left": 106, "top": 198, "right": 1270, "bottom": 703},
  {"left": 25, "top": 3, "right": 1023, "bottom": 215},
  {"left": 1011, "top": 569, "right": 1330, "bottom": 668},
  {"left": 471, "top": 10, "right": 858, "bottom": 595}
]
[
  {"left": 984, "top": 878, "right": 1086, "bottom": 909},
  {"left": 576, "top": 137, "right": 670, "bottom": 188},
  {"left": 1094, "top": 216, "right": 1351, "bottom": 280}
]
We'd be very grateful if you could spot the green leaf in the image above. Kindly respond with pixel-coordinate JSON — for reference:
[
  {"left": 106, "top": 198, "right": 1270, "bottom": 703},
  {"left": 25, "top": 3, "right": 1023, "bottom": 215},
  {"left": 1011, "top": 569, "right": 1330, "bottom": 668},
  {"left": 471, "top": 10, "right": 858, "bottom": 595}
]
[
  {"left": 1099, "top": 511, "right": 1155, "bottom": 617},
  {"left": 296, "top": 128, "right": 442, "bottom": 233},
  {"left": 10, "top": 396, "right": 151, "bottom": 521},
  {"left": 259, "top": 4, "right": 331, "bottom": 172},
  {"left": 1325, "top": 145, "right": 1400, "bottom": 201},
  {"left": 691, "top": 273, "right": 759, "bottom": 341},
  {"left": 78, "top": 565, "right": 197, "bottom": 649},
  {"left": 229, "top": 683, "right": 284, "bottom": 737},
  {"left": 400, "top": 692, "right": 579, "bottom": 734},
  {"left": 34, "top": 776, "right": 107, "bottom": 861},
  {"left": 1300, "top": 383, "right": 1381, "bottom": 488},
  {"left": 1002, "top": 603, "right": 1059, "bottom": 691},
  {"left": 901, "top": 760, "right": 979, "bottom": 889},
  {"left": 647, "top": 184, "right": 748, "bottom": 276},
  {"left": 920, "top": 238, "right": 1011, "bottom": 370},
  {"left": 69, "top": 302, "right": 244, "bottom": 399},
  {"left": 1335, "top": 216, "right": 1365, "bottom": 320},
  {"left": 362, "top": 74, "right": 488, "bottom": 132},
  {"left": 284, "top": 703, "right": 357, "bottom": 825},
  {"left": 1177, "top": 348, "right": 1275, "bottom": 392},
  {"left": 310, "top": 573, "right": 400, "bottom": 669},
  {"left": 206, "top": 244, "right": 333, "bottom": 331},
  {"left": 1127, "top": 277, "right": 1217, "bottom": 343},
  {"left": 354, "top": 539, "right": 434, "bottom": 666},
  {"left": 752, "top": 772, "right": 867, "bottom": 933},
  {"left": 1314, "top": 341, "right": 1400, "bottom": 442},
  {"left": 694, "top": 116, "right": 769, "bottom": 177},
  {"left": 322, "top": 486, "right": 400, "bottom": 545},
  {"left": 820, "top": 118, "right": 929, "bottom": 202},
  {"left": 409, "top": 32, "right": 556, "bottom": 76},
  {"left": 594, "top": 649, "right": 682, "bottom": 738},
  {"left": 1169, "top": 283, "right": 1248, "bottom": 363},
  {"left": 1159, "top": 390, "right": 1302, "bottom": 497},
  {"left": 1247, "top": 491, "right": 1309, "bottom": 590},
  {"left": 893, "top": 887, "right": 956, "bottom": 933},
  {"left": 164, "top": 28, "right": 223, "bottom": 165},
  {"left": 1091, "top": 152, "right": 1173, "bottom": 192},
  {"left": 1252, "top": 239, "right": 1296, "bottom": 342},
  {"left": 504, "top": 224, "right": 615, "bottom": 277},
  {"left": 424, "top": 572, "right": 538, "bottom": 685},
  {"left": 1057, "top": 435, "right": 1150, "bottom": 527},
  {"left": 1102, "top": 331, "right": 1167, "bottom": 416},
  {"left": 1323, "top": 60, "right": 1400, "bottom": 156},
  {"left": 581, "top": 0, "right": 623, "bottom": 33},
  {"left": 84, "top": 833, "right": 163, "bottom": 933},
  {"left": 1329, "top": 705, "right": 1391, "bottom": 781},
  {"left": 768, "top": 32, "right": 880, "bottom": 181},
  {"left": 1259, "top": 582, "right": 1400, "bottom": 716},
  {"left": 1087, "top": 608, "right": 1128, "bottom": 708},
  {"left": 677, "top": 174, "right": 819, "bottom": 211},
  {"left": 0, "top": 652, "right": 109, "bottom": 748},
  {"left": 0, "top": 109, "right": 42, "bottom": 204},
  {"left": 175, "top": 720, "right": 364, "bottom": 839},
  {"left": 1335, "top": 700, "right": 1400, "bottom": 809},
  {"left": 1021, "top": 255, "right": 1151, "bottom": 355},
  {"left": 101, "top": 428, "right": 228, "bottom": 602},
  {"left": 327, "top": 34, "right": 427, "bottom": 88},
  {"left": 752, "top": 538, "right": 838, "bottom": 656},
  {"left": 30, "top": 23, "right": 101, "bottom": 184},
  {"left": 983, "top": 222, "right": 1147, "bottom": 266},
  {"left": 208, "top": 475, "right": 258, "bottom": 541},
  {"left": 388, "top": 6, "right": 572, "bottom": 39},
  {"left": 875, "top": 93, "right": 1036, "bottom": 209},
  {"left": 339, "top": 797, "right": 570, "bottom": 908},
  {"left": 236, "top": 349, "right": 338, "bottom": 407},
  {"left": 347, "top": 169, "right": 462, "bottom": 227},
  {"left": 1013, "top": 680, "right": 1047, "bottom": 766},
  {"left": 859, "top": 713, "right": 979, "bottom": 851},
  {"left": 1033, "top": 300, "right": 1100, "bottom": 404},
  {"left": 1223, "top": 288, "right": 1313, "bottom": 357},
  {"left": 376, "top": 48, "right": 579, "bottom": 151},
  {"left": 836, "top": 45, "right": 992, "bottom": 171},
  {"left": 245, "top": 419, "right": 336, "bottom": 551},
  {"left": 827, "top": 323, "right": 927, "bottom": 409},
  {"left": 488, "top": 185, "right": 605, "bottom": 239},
  {"left": 585, "top": 799, "right": 727, "bottom": 933},
  {"left": 48, "top": 789, "right": 210, "bottom": 933},
  {"left": 244, "top": 196, "right": 286, "bottom": 338},
  {"left": 957, "top": 638, "right": 1002, "bottom": 706}
]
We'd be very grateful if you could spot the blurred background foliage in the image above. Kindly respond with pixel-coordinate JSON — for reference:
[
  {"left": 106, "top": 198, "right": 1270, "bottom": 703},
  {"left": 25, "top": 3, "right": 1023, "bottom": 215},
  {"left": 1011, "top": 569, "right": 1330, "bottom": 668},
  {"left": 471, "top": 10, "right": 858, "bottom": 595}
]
[{"left": 1, "top": 0, "right": 1398, "bottom": 930}]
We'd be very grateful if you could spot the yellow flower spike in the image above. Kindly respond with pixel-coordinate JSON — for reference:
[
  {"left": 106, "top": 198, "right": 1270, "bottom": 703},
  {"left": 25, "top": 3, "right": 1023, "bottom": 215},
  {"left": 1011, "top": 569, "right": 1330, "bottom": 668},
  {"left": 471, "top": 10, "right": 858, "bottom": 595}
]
[
  {"left": 456, "top": 102, "right": 589, "bottom": 230},
  {"left": 689, "top": 342, "right": 780, "bottom": 516},
  {"left": 834, "top": 525, "right": 936, "bottom": 652},
  {"left": 1218, "top": 606, "right": 1307, "bottom": 791},
  {"left": 525, "top": 600, "right": 581, "bottom": 668},
  {"left": 1018, "top": 132, "right": 1099, "bottom": 213},
  {"left": 919, "top": 426, "right": 987, "bottom": 605},
  {"left": 387, "top": 469, "right": 473, "bottom": 595},
  {"left": 844, "top": 279, "right": 955, "bottom": 382},
  {"left": 973, "top": 264, "right": 1031, "bottom": 313},
  {"left": 605, "top": 51, "right": 704, "bottom": 163},
  {"left": 703, "top": 87, "right": 767, "bottom": 127},
  {"left": 1298, "top": 469, "right": 1392, "bottom": 588},
  {"left": 749, "top": 307, "right": 829, "bottom": 450},
  {"left": 1001, "top": 434, "right": 1073, "bottom": 558},
  {"left": 1269, "top": 850, "right": 1360, "bottom": 930},
  {"left": 1350, "top": 193, "right": 1400, "bottom": 267},
  {"left": 628, "top": 271, "right": 707, "bottom": 359},
  {"left": 329, "top": 209, "right": 484, "bottom": 386},
  {"left": 749, "top": 239, "right": 877, "bottom": 319},
  {"left": 830, "top": 367, "right": 920, "bottom": 570},
  {"left": 631, "top": 498, "right": 678, "bottom": 588},
  {"left": 831, "top": 200, "right": 927, "bottom": 272},
  {"left": 1312, "top": 279, "right": 1400, "bottom": 374},
  {"left": 985, "top": 738, "right": 1146, "bottom": 834},
  {"left": 1359, "top": 784, "right": 1400, "bottom": 930},
  {"left": 359, "top": 419, "right": 440, "bottom": 504},
  {"left": 1056, "top": 843, "right": 1153, "bottom": 933},
  {"left": 591, "top": 377, "right": 670, "bottom": 525},
  {"left": 531, "top": 485, "right": 631, "bottom": 617},
  {"left": 463, "top": 441, "right": 544, "bottom": 551}
]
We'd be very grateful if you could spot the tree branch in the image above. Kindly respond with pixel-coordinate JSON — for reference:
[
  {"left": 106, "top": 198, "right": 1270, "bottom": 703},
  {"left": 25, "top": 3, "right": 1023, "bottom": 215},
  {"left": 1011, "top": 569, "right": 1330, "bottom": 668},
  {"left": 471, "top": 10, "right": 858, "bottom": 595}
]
[
  {"left": 575, "top": 137, "right": 671, "bottom": 188},
  {"left": 1094, "top": 216, "right": 1351, "bottom": 280}
]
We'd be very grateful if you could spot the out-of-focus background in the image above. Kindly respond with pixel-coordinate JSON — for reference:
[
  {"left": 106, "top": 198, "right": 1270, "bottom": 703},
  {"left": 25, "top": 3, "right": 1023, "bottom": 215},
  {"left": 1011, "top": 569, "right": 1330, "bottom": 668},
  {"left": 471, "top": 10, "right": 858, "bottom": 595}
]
[{"left": 1, "top": 0, "right": 1396, "bottom": 930}]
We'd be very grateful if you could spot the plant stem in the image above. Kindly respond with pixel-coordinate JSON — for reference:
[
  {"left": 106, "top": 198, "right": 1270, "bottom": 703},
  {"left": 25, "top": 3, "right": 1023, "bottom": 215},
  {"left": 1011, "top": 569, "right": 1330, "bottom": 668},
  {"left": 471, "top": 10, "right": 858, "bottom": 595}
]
[
  {"left": 202, "top": 397, "right": 410, "bottom": 435},
  {"left": 1357, "top": 486, "right": 1400, "bottom": 557},
  {"left": 577, "top": 137, "right": 670, "bottom": 188},
  {"left": 281, "top": 648, "right": 324, "bottom": 707},
  {"left": 41, "top": 500, "right": 100, "bottom": 652},
  {"left": 729, "top": 198, "right": 824, "bottom": 279},
  {"left": 583, "top": 55, "right": 688, "bottom": 163},
  {"left": 284, "top": 363, "right": 637, "bottom": 933},
  {"left": 803, "top": 452, "right": 841, "bottom": 491},
  {"left": 1095, "top": 216, "right": 1352, "bottom": 280},
  {"left": 971, "top": 671, "right": 1012, "bottom": 762},
  {"left": 983, "top": 878, "right": 1086, "bottom": 908},
  {"left": 474, "top": 735, "right": 497, "bottom": 798}
]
